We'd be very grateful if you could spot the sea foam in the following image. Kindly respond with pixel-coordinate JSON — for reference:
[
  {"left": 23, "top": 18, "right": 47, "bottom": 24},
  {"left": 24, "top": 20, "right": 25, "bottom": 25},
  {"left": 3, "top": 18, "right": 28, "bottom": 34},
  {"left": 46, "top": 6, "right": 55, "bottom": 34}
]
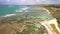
[{"left": 4, "top": 14, "right": 16, "bottom": 17}]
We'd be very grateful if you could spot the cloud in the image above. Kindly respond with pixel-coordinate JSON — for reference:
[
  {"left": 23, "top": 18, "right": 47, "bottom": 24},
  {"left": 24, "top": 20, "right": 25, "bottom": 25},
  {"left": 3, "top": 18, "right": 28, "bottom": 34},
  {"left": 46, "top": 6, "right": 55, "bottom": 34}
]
[
  {"left": 8, "top": 0, "right": 54, "bottom": 5},
  {"left": 0, "top": 0, "right": 60, "bottom": 5}
]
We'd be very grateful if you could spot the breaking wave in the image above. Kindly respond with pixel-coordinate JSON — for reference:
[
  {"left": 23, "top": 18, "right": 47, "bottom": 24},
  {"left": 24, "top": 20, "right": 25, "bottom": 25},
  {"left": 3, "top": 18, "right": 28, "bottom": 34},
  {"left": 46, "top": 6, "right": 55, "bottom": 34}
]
[{"left": 0, "top": 14, "right": 16, "bottom": 20}]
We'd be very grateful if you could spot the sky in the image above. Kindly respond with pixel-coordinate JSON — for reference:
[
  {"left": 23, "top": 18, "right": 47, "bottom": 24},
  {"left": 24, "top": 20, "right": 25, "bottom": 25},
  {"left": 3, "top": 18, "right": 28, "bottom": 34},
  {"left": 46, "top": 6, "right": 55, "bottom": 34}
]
[{"left": 0, "top": 0, "right": 60, "bottom": 5}]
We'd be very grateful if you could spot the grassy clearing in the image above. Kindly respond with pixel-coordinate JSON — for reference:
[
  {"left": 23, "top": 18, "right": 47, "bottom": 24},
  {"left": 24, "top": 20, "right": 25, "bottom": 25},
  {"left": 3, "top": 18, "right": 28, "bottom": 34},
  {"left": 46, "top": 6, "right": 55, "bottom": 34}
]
[
  {"left": 58, "top": 24, "right": 60, "bottom": 28},
  {"left": 50, "top": 24, "right": 60, "bottom": 34}
]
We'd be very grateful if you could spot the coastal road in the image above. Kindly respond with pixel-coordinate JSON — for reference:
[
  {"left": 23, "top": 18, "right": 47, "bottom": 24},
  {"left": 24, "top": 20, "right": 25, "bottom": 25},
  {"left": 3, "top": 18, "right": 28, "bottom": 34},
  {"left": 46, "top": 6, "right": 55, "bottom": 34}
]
[{"left": 40, "top": 20, "right": 57, "bottom": 34}]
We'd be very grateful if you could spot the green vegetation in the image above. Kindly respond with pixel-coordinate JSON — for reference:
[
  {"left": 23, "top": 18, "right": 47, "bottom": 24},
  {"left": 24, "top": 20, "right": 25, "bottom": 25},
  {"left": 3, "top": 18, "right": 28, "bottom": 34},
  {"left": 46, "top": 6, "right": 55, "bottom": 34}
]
[
  {"left": 16, "top": 23, "right": 48, "bottom": 34},
  {"left": 50, "top": 24, "right": 60, "bottom": 34},
  {"left": 58, "top": 24, "right": 60, "bottom": 28},
  {"left": 44, "top": 6, "right": 60, "bottom": 23},
  {"left": 44, "top": 6, "right": 60, "bottom": 28}
]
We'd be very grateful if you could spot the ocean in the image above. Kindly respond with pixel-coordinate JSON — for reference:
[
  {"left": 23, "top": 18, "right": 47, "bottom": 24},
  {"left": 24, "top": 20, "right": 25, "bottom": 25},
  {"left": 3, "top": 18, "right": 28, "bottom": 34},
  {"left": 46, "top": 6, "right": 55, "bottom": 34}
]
[
  {"left": 0, "top": 5, "right": 27, "bottom": 16},
  {"left": 0, "top": 5, "right": 53, "bottom": 21},
  {"left": 0, "top": 5, "right": 39, "bottom": 16}
]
